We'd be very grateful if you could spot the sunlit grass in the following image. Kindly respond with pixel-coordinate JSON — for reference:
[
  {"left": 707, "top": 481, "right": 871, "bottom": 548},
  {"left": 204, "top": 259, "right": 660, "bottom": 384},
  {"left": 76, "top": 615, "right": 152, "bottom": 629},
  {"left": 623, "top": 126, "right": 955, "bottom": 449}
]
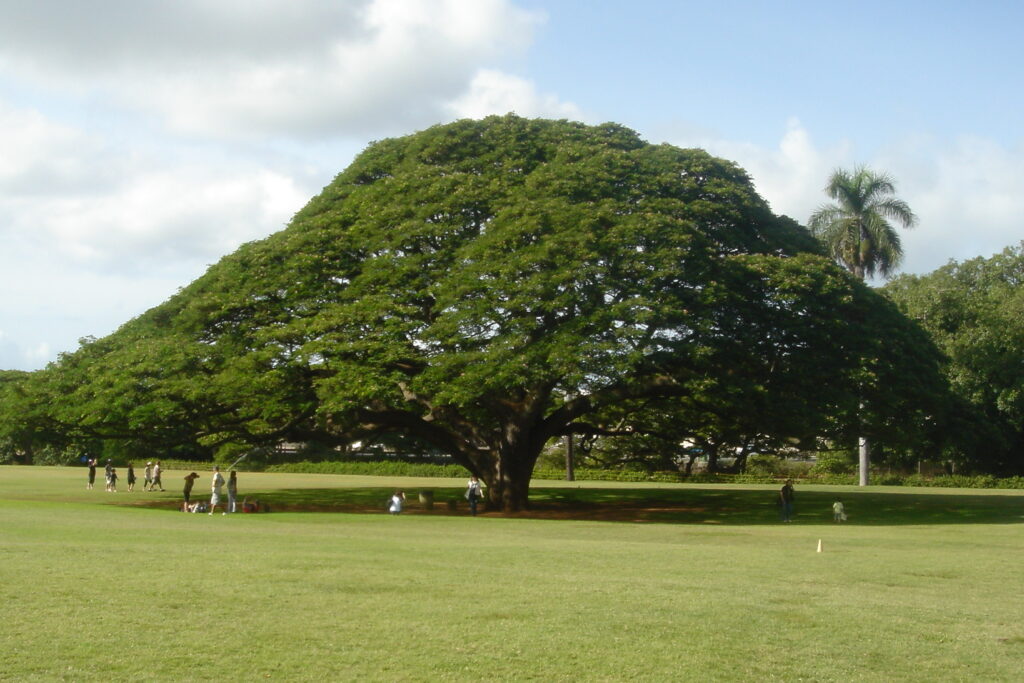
[{"left": 2, "top": 466, "right": 1023, "bottom": 681}]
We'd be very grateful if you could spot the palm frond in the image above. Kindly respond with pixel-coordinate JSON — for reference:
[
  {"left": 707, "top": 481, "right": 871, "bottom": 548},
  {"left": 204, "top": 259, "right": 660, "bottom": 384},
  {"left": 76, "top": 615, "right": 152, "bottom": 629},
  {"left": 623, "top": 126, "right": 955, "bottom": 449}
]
[{"left": 808, "top": 165, "right": 916, "bottom": 281}]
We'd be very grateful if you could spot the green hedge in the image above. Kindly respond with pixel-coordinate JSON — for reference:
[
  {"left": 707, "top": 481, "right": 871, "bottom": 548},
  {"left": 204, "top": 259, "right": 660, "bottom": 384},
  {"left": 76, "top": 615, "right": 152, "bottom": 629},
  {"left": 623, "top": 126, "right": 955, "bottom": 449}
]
[
  {"left": 533, "top": 468, "right": 685, "bottom": 483},
  {"left": 535, "top": 468, "right": 1024, "bottom": 489},
  {"left": 264, "top": 460, "right": 471, "bottom": 478},
  {"left": 75, "top": 459, "right": 1024, "bottom": 489}
]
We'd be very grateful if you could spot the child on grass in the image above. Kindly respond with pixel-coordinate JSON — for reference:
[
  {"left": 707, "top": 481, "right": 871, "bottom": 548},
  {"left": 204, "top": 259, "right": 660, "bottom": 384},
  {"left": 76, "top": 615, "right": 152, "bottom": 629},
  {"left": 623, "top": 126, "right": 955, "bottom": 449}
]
[{"left": 833, "top": 499, "right": 847, "bottom": 522}]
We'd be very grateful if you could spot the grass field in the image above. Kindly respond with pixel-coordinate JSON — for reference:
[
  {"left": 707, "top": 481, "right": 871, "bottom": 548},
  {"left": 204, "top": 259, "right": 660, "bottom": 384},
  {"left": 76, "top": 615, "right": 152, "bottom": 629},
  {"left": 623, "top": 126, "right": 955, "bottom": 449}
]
[{"left": 2, "top": 466, "right": 1023, "bottom": 681}]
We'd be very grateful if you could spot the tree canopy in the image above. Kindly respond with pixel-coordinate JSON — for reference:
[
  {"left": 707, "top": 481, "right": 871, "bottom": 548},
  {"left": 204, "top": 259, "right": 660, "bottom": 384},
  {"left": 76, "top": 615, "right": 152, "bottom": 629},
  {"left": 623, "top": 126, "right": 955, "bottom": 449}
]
[
  {"left": 2, "top": 116, "right": 946, "bottom": 509},
  {"left": 885, "top": 243, "right": 1024, "bottom": 474}
]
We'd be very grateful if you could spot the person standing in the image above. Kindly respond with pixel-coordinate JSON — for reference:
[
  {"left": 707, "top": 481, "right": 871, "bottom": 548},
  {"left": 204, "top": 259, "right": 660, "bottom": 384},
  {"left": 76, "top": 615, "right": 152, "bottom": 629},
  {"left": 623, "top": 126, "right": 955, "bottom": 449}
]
[
  {"left": 87, "top": 458, "right": 97, "bottom": 490},
  {"left": 226, "top": 470, "right": 238, "bottom": 513},
  {"left": 388, "top": 490, "right": 405, "bottom": 515},
  {"left": 183, "top": 472, "right": 200, "bottom": 511},
  {"left": 108, "top": 468, "right": 118, "bottom": 492},
  {"left": 465, "top": 476, "right": 483, "bottom": 516},
  {"left": 209, "top": 466, "right": 225, "bottom": 515},
  {"left": 832, "top": 499, "right": 847, "bottom": 523},
  {"left": 779, "top": 480, "right": 795, "bottom": 522},
  {"left": 143, "top": 462, "right": 153, "bottom": 491},
  {"left": 126, "top": 464, "right": 137, "bottom": 492},
  {"left": 104, "top": 459, "right": 114, "bottom": 492},
  {"left": 151, "top": 461, "right": 164, "bottom": 491}
]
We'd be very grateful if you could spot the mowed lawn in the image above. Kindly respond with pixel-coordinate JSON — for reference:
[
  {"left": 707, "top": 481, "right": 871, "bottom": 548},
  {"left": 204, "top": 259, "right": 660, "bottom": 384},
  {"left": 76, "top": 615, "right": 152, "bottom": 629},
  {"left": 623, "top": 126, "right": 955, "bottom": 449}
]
[{"left": 2, "top": 467, "right": 1024, "bottom": 681}]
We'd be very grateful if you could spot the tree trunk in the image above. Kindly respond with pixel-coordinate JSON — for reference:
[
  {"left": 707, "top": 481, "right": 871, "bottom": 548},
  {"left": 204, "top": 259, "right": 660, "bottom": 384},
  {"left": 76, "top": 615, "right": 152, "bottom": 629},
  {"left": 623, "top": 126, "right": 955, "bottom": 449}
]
[
  {"left": 482, "top": 443, "right": 542, "bottom": 513},
  {"left": 565, "top": 433, "right": 575, "bottom": 482},
  {"left": 858, "top": 436, "right": 870, "bottom": 486},
  {"left": 729, "top": 441, "right": 752, "bottom": 474},
  {"left": 705, "top": 442, "right": 720, "bottom": 473},
  {"left": 485, "top": 461, "right": 533, "bottom": 512},
  {"left": 683, "top": 451, "right": 698, "bottom": 476}
]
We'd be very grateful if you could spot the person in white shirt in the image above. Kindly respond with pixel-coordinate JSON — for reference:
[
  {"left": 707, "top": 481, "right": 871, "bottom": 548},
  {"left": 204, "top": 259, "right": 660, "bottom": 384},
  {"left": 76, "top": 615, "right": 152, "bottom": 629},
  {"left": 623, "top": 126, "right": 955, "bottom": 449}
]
[
  {"left": 388, "top": 490, "right": 405, "bottom": 515},
  {"left": 832, "top": 499, "right": 847, "bottom": 523},
  {"left": 209, "top": 466, "right": 226, "bottom": 515},
  {"left": 151, "top": 461, "right": 164, "bottom": 491},
  {"left": 465, "top": 476, "right": 483, "bottom": 516}
]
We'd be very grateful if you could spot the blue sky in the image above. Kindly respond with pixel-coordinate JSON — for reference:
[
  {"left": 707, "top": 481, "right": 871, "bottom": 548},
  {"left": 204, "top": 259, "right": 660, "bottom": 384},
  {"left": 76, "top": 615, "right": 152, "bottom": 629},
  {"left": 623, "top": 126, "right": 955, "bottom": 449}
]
[{"left": 1, "top": 0, "right": 1022, "bottom": 370}]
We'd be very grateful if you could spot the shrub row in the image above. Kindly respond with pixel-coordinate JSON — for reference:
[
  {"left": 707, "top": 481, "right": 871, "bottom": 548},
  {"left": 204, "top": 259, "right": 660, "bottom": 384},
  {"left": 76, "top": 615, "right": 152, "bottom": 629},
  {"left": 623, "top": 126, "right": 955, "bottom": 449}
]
[
  {"left": 536, "top": 468, "right": 1024, "bottom": 490},
  {"left": 69, "top": 459, "right": 1024, "bottom": 490},
  {"left": 532, "top": 468, "right": 685, "bottom": 483},
  {"left": 263, "top": 460, "right": 472, "bottom": 478}
]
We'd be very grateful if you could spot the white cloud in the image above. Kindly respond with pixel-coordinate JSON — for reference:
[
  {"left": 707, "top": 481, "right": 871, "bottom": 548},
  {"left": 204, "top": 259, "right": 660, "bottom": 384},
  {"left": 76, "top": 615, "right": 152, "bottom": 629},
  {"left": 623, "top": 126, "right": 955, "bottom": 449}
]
[
  {"left": 0, "top": 102, "right": 116, "bottom": 196},
  {"left": 38, "top": 167, "right": 310, "bottom": 268},
  {"left": 0, "top": 111, "right": 313, "bottom": 272},
  {"left": 0, "top": 97, "right": 318, "bottom": 371},
  {"left": 0, "top": 1, "right": 581, "bottom": 371},
  {"left": 662, "top": 119, "right": 1024, "bottom": 279},
  {"left": 885, "top": 136, "right": 1024, "bottom": 274},
  {"left": 447, "top": 69, "right": 584, "bottom": 121},
  {"left": 0, "top": 0, "right": 546, "bottom": 139}
]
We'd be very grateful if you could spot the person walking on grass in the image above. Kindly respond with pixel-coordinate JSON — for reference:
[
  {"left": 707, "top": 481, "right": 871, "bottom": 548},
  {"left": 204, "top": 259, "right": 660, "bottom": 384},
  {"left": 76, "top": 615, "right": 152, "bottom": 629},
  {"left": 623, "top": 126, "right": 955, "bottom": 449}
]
[
  {"left": 209, "top": 466, "right": 226, "bottom": 515},
  {"left": 126, "top": 464, "right": 136, "bottom": 492},
  {"left": 87, "top": 458, "right": 97, "bottom": 490},
  {"left": 465, "top": 476, "right": 483, "bottom": 516},
  {"left": 108, "top": 468, "right": 118, "bottom": 493},
  {"left": 779, "top": 479, "right": 795, "bottom": 522},
  {"left": 151, "top": 461, "right": 164, "bottom": 491},
  {"left": 183, "top": 472, "right": 200, "bottom": 512},
  {"left": 104, "top": 459, "right": 114, "bottom": 491},
  {"left": 833, "top": 499, "right": 847, "bottom": 523},
  {"left": 144, "top": 462, "right": 153, "bottom": 491},
  {"left": 227, "top": 470, "right": 238, "bottom": 513}
]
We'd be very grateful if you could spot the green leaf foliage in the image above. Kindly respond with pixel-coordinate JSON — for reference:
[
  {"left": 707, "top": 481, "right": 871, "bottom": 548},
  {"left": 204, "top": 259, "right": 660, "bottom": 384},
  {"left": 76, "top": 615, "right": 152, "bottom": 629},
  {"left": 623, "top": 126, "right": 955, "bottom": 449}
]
[
  {"left": 885, "top": 242, "right": 1024, "bottom": 473},
  {"left": 6, "top": 116, "right": 944, "bottom": 510}
]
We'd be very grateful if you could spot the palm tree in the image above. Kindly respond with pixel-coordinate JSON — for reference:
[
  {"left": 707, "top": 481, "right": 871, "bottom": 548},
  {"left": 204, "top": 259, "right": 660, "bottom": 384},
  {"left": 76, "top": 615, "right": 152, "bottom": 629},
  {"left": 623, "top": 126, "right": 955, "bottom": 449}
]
[
  {"left": 808, "top": 166, "right": 917, "bottom": 280},
  {"left": 809, "top": 166, "right": 917, "bottom": 485}
]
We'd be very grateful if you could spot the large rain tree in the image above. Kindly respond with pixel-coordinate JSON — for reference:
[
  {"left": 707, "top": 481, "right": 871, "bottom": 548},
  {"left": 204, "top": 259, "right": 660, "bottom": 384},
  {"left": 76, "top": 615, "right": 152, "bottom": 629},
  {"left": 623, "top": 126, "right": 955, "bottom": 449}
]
[
  {"left": 808, "top": 166, "right": 918, "bottom": 485},
  {"left": 25, "top": 117, "right": 942, "bottom": 511}
]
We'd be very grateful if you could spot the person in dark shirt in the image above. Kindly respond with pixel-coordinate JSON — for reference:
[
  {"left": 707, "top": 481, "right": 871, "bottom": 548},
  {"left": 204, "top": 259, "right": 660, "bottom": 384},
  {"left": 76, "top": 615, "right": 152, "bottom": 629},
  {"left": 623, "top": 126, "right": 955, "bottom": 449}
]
[
  {"left": 183, "top": 472, "right": 200, "bottom": 512},
  {"left": 779, "top": 480, "right": 795, "bottom": 522}
]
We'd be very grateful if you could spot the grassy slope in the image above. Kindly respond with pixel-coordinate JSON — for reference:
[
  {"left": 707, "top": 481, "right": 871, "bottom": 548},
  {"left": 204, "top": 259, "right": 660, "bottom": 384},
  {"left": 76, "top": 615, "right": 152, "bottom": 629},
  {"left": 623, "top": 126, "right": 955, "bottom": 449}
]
[{"left": 2, "top": 466, "right": 1023, "bottom": 681}]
